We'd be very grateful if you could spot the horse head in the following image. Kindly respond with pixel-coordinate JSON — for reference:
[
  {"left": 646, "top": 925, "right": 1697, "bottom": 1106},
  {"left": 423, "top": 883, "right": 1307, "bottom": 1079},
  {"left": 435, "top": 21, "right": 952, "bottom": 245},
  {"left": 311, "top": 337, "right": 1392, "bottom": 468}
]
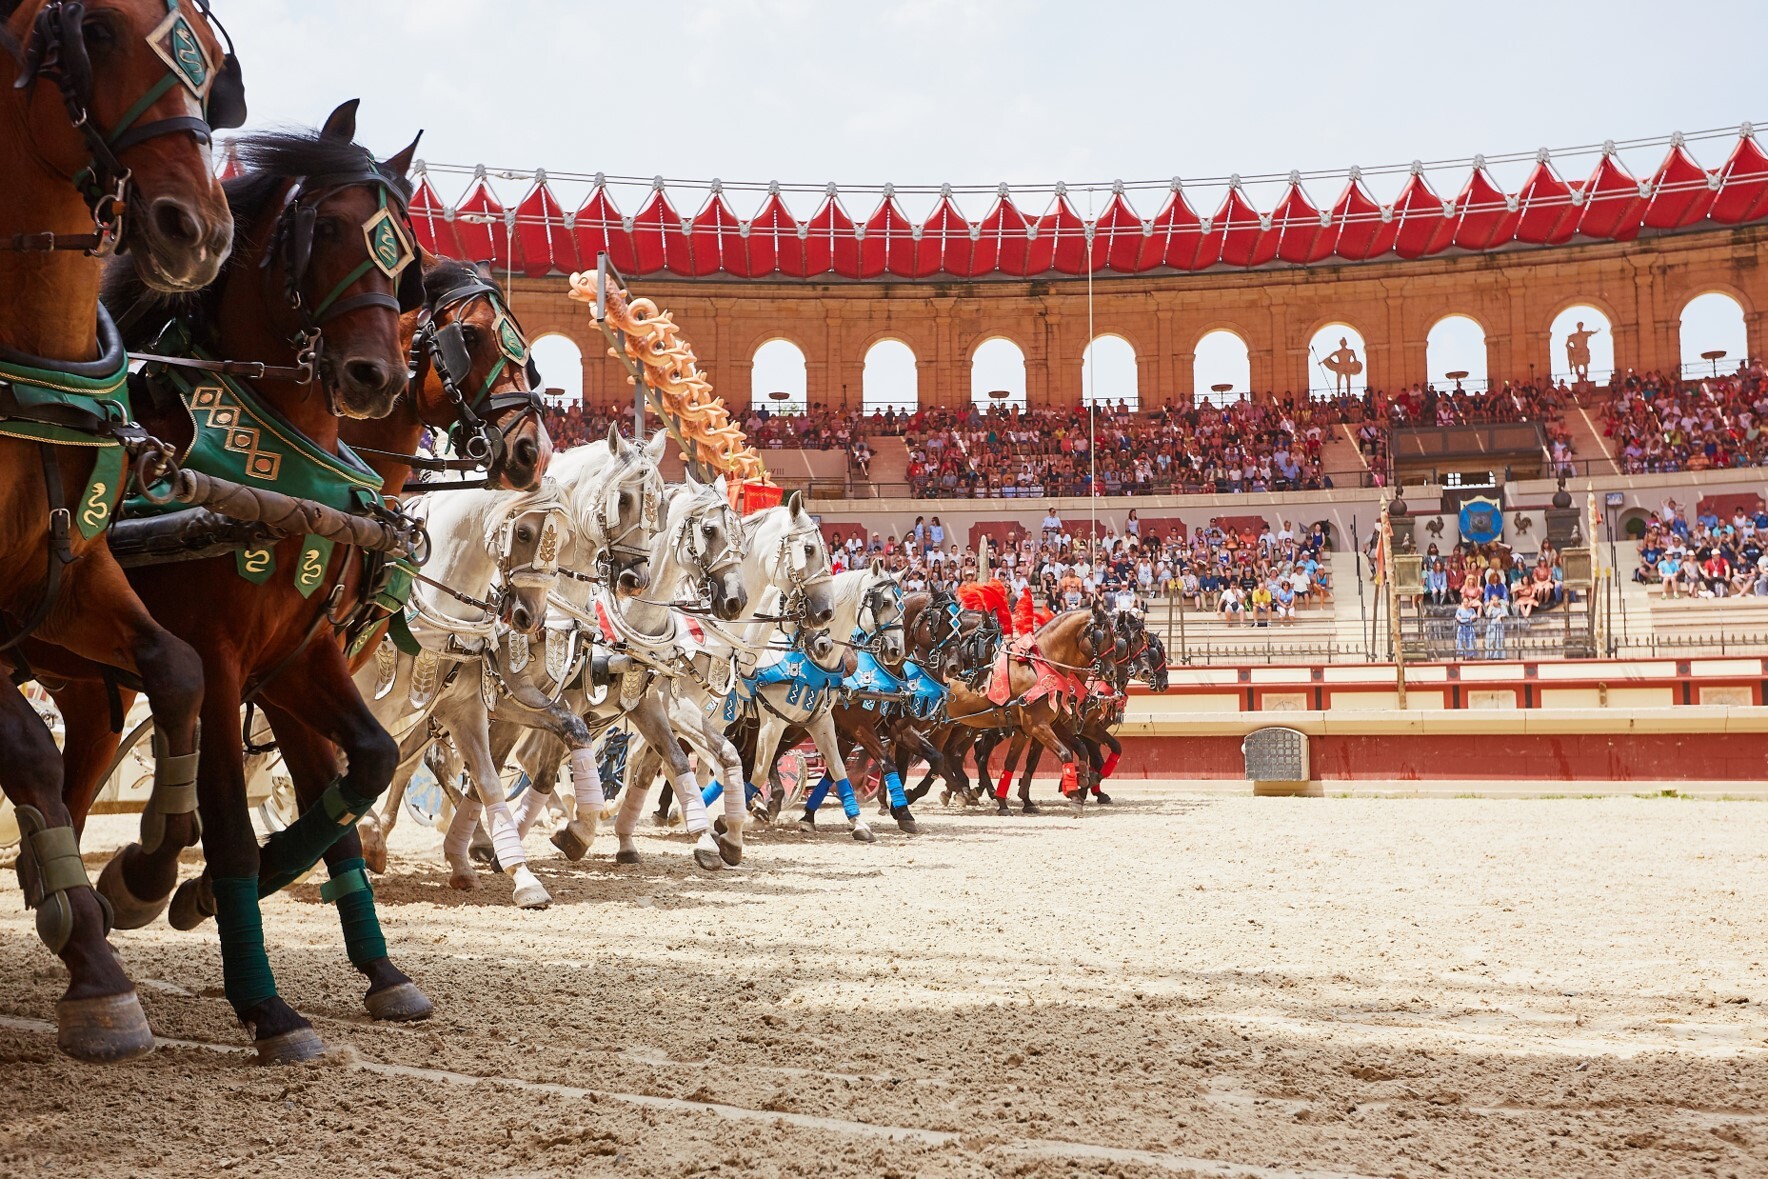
[
  {"left": 7, "top": 0, "right": 238, "bottom": 289},
  {"left": 672, "top": 472, "right": 747, "bottom": 621},
  {"left": 404, "top": 258, "right": 552, "bottom": 491},
  {"left": 747, "top": 490, "right": 834, "bottom": 628},
  {"left": 487, "top": 482, "right": 570, "bottom": 637},
  {"left": 858, "top": 558, "right": 905, "bottom": 663},
  {"left": 589, "top": 424, "right": 665, "bottom": 594}
]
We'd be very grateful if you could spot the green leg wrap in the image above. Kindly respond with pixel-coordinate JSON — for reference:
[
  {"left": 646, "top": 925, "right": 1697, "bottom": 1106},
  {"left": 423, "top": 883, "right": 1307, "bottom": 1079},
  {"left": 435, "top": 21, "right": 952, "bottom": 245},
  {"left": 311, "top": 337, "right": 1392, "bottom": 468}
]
[
  {"left": 141, "top": 721, "right": 201, "bottom": 855},
  {"left": 321, "top": 856, "right": 387, "bottom": 968},
  {"left": 257, "top": 779, "right": 378, "bottom": 897},
  {"left": 13, "top": 806, "right": 102, "bottom": 955},
  {"left": 212, "top": 876, "right": 278, "bottom": 1012}
]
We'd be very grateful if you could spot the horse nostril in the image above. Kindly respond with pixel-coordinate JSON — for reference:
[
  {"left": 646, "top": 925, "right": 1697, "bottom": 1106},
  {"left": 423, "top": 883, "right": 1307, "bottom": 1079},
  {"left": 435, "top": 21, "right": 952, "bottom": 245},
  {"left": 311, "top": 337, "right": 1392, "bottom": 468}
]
[
  {"left": 511, "top": 606, "right": 531, "bottom": 631},
  {"left": 514, "top": 436, "right": 538, "bottom": 468},
  {"left": 344, "top": 358, "right": 389, "bottom": 392},
  {"left": 150, "top": 197, "right": 203, "bottom": 248}
]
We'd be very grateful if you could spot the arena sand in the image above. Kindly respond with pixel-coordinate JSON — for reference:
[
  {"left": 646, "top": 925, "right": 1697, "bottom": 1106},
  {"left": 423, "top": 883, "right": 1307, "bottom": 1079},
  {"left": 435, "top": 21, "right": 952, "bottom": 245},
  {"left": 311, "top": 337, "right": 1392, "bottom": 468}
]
[{"left": 2, "top": 790, "right": 1765, "bottom": 1178}]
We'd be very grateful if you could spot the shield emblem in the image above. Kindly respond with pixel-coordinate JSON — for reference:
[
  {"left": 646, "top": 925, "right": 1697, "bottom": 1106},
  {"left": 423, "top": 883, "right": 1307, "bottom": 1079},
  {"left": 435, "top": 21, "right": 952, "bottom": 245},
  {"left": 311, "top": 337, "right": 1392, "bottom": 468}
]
[
  {"left": 362, "top": 207, "right": 412, "bottom": 280},
  {"left": 148, "top": 9, "right": 213, "bottom": 100},
  {"left": 492, "top": 310, "right": 528, "bottom": 363},
  {"left": 1458, "top": 495, "right": 1504, "bottom": 545}
]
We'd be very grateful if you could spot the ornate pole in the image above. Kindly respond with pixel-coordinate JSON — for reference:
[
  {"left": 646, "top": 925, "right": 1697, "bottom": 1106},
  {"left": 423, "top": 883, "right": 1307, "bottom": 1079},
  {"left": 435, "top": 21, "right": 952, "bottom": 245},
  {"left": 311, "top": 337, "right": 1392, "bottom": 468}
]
[{"left": 1381, "top": 498, "right": 1407, "bottom": 708}]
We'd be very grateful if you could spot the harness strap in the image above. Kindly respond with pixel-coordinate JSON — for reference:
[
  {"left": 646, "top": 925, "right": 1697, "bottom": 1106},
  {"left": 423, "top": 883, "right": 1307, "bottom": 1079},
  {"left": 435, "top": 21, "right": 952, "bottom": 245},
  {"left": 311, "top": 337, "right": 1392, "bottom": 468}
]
[{"left": 0, "top": 444, "right": 76, "bottom": 652}]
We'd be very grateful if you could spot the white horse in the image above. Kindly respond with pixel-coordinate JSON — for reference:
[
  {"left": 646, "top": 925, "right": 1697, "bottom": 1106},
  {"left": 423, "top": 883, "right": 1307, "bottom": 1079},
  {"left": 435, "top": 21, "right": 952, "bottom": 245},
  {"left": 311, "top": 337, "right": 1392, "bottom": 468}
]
[
  {"left": 541, "top": 484, "right": 830, "bottom": 867},
  {"left": 732, "top": 541, "right": 901, "bottom": 843},
  {"left": 494, "top": 473, "right": 753, "bottom": 865},
  {"left": 355, "top": 427, "right": 662, "bottom": 906}
]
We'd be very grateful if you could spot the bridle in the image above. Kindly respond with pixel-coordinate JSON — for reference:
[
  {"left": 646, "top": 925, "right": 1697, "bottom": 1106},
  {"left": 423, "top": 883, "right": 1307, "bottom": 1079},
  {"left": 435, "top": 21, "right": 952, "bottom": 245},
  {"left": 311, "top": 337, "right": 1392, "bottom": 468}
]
[
  {"left": 359, "top": 272, "right": 544, "bottom": 487},
  {"left": 127, "top": 152, "right": 423, "bottom": 405},
  {"left": 3, "top": 0, "right": 245, "bottom": 255},
  {"left": 852, "top": 577, "right": 904, "bottom": 657},
  {"left": 409, "top": 494, "right": 568, "bottom": 638},
  {"left": 672, "top": 492, "right": 744, "bottom": 609},
  {"left": 769, "top": 516, "right": 833, "bottom": 636}
]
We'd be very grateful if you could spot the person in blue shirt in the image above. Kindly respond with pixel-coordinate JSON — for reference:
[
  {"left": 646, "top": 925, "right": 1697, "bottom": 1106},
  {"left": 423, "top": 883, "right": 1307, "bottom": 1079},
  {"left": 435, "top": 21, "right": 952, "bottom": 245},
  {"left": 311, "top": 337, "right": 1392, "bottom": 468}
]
[
  {"left": 1425, "top": 559, "right": 1449, "bottom": 606},
  {"left": 1454, "top": 600, "right": 1479, "bottom": 658}
]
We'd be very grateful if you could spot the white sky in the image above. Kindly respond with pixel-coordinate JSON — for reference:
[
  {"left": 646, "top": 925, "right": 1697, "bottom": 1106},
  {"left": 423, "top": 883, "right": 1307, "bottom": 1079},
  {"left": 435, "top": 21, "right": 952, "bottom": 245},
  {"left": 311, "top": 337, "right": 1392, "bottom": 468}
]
[{"left": 225, "top": 0, "right": 1765, "bottom": 400}]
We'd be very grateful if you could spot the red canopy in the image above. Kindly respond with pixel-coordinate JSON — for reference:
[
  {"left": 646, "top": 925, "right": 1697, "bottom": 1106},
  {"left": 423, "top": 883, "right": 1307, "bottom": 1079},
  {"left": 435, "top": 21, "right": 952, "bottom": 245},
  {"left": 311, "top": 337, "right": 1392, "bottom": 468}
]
[{"left": 397, "top": 130, "right": 1768, "bottom": 280}]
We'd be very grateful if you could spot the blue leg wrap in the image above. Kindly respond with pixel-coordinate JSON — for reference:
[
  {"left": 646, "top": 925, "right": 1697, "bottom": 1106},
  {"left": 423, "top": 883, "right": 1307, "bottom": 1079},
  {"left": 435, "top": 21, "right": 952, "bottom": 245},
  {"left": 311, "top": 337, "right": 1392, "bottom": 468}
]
[
  {"left": 804, "top": 775, "right": 833, "bottom": 814},
  {"left": 701, "top": 780, "right": 724, "bottom": 806},
  {"left": 744, "top": 783, "right": 762, "bottom": 805},
  {"left": 835, "top": 778, "right": 860, "bottom": 820},
  {"left": 884, "top": 771, "right": 907, "bottom": 809},
  {"left": 213, "top": 875, "right": 278, "bottom": 1012},
  {"left": 321, "top": 855, "right": 387, "bottom": 969},
  {"left": 258, "top": 779, "right": 378, "bottom": 897}
]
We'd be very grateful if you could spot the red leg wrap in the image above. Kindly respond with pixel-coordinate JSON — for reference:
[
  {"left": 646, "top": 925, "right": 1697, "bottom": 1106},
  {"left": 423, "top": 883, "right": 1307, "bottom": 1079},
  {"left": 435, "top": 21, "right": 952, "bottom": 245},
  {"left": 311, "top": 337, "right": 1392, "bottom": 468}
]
[
  {"left": 995, "top": 772, "right": 1013, "bottom": 800},
  {"left": 1100, "top": 751, "right": 1121, "bottom": 779},
  {"left": 1060, "top": 762, "right": 1079, "bottom": 795}
]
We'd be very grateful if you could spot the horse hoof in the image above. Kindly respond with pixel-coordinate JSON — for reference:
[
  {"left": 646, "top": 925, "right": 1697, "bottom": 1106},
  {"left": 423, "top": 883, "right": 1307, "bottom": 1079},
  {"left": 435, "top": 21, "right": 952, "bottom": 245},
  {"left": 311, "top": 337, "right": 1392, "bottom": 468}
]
[
  {"left": 56, "top": 992, "right": 155, "bottom": 1063},
  {"left": 614, "top": 848, "right": 641, "bottom": 865},
  {"left": 550, "top": 822, "right": 590, "bottom": 862},
  {"left": 167, "top": 875, "right": 215, "bottom": 931},
  {"left": 1092, "top": 792, "right": 1113, "bottom": 805},
  {"left": 716, "top": 834, "right": 744, "bottom": 867},
  {"left": 796, "top": 815, "right": 817, "bottom": 834},
  {"left": 891, "top": 808, "right": 920, "bottom": 834},
  {"left": 850, "top": 824, "right": 876, "bottom": 844},
  {"left": 513, "top": 883, "right": 552, "bottom": 910},
  {"left": 358, "top": 823, "right": 388, "bottom": 875},
  {"left": 995, "top": 801, "right": 1011, "bottom": 816},
  {"left": 96, "top": 851, "right": 171, "bottom": 930},
  {"left": 365, "top": 982, "right": 434, "bottom": 1023},
  {"left": 448, "top": 869, "right": 478, "bottom": 892},
  {"left": 1068, "top": 799, "right": 1085, "bottom": 815},
  {"left": 256, "top": 1026, "right": 326, "bottom": 1065},
  {"left": 1021, "top": 801, "right": 1041, "bottom": 815},
  {"left": 693, "top": 846, "right": 725, "bottom": 871},
  {"left": 939, "top": 790, "right": 952, "bottom": 808},
  {"left": 651, "top": 812, "right": 681, "bottom": 830}
]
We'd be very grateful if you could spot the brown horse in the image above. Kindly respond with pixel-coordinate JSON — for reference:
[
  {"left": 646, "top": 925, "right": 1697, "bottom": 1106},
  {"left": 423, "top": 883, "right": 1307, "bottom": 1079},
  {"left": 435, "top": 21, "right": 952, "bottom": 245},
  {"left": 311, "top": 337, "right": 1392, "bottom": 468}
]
[
  {"left": 0, "top": 0, "right": 237, "bottom": 1062},
  {"left": 240, "top": 256, "right": 554, "bottom": 1020},
  {"left": 37, "top": 102, "right": 423, "bottom": 1062},
  {"left": 938, "top": 606, "right": 1113, "bottom": 813}
]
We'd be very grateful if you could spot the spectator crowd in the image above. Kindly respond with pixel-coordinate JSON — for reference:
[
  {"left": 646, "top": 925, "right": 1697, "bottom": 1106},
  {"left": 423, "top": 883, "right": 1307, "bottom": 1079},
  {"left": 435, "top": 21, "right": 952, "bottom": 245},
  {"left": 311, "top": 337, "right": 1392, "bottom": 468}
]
[
  {"left": 1602, "top": 362, "right": 1768, "bottom": 474},
  {"left": 1631, "top": 495, "right": 1768, "bottom": 598}
]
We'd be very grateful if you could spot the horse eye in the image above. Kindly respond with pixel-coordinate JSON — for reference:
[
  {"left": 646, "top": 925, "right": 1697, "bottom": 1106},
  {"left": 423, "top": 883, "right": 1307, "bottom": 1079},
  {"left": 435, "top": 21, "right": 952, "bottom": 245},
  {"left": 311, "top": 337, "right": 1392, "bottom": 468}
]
[
  {"left": 82, "top": 15, "right": 118, "bottom": 50},
  {"left": 516, "top": 525, "right": 533, "bottom": 543},
  {"left": 460, "top": 326, "right": 481, "bottom": 346},
  {"left": 618, "top": 492, "right": 630, "bottom": 507},
  {"left": 703, "top": 523, "right": 716, "bottom": 537}
]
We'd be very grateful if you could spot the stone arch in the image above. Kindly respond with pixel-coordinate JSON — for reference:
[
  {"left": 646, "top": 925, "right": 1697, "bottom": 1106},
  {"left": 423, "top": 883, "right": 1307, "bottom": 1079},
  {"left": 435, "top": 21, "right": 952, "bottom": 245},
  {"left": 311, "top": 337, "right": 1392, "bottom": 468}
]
[
  {"left": 1549, "top": 304, "right": 1616, "bottom": 384},
  {"left": 969, "top": 335, "right": 1028, "bottom": 409},
  {"left": 529, "top": 332, "right": 584, "bottom": 405},
  {"left": 1081, "top": 334, "right": 1139, "bottom": 410},
  {"left": 1678, "top": 290, "right": 1750, "bottom": 376},
  {"left": 861, "top": 338, "right": 918, "bottom": 416},
  {"left": 1425, "top": 313, "right": 1489, "bottom": 390},
  {"left": 751, "top": 337, "right": 808, "bottom": 413},
  {"left": 1192, "top": 328, "right": 1250, "bottom": 406},
  {"left": 1304, "top": 320, "right": 1369, "bottom": 400}
]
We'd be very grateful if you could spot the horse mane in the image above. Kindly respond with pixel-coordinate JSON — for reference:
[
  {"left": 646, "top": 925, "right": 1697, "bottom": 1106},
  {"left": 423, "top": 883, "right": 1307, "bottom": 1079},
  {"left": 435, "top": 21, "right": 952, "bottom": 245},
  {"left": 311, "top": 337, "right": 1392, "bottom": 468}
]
[
  {"left": 102, "top": 129, "right": 414, "bottom": 351},
  {"left": 423, "top": 257, "right": 497, "bottom": 304}
]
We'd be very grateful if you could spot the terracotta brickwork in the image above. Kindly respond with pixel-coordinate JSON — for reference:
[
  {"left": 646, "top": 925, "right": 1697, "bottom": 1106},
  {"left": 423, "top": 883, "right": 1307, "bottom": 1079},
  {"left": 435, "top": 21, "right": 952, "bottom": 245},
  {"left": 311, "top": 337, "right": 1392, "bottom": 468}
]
[{"left": 510, "top": 224, "right": 1768, "bottom": 410}]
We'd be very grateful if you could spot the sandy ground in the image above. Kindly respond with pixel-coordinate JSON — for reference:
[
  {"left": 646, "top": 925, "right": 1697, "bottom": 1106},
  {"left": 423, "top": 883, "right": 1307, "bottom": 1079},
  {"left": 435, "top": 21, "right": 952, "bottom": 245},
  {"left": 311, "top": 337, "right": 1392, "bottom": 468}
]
[{"left": 2, "top": 788, "right": 1766, "bottom": 1178}]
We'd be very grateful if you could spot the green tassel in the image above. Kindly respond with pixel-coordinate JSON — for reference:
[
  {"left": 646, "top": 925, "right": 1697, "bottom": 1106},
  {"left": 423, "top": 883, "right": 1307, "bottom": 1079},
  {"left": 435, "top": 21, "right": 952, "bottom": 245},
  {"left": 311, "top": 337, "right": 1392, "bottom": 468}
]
[
  {"left": 213, "top": 876, "right": 277, "bottom": 1012},
  {"left": 324, "top": 856, "right": 387, "bottom": 968},
  {"left": 258, "top": 779, "right": 378, "bottom": 897}
]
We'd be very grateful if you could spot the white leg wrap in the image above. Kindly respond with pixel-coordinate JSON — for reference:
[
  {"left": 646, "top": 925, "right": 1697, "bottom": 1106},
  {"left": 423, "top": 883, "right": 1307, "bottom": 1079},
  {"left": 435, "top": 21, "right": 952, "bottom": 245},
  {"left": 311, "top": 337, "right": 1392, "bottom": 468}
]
[
  {"left": 570, "top": 747, "right": 605, "bottom": 812},
  {"left": 444, "top": 797, "right": 481, "bottom": 863},
  {"left": 486, "top": 800, "right": 527, "bottom": 869},
  {"left": 512, "top": 787, "right": 548, "bottom": 838},
  {"left": 674, "top": 773, "right": 710, "bottom": 834}
]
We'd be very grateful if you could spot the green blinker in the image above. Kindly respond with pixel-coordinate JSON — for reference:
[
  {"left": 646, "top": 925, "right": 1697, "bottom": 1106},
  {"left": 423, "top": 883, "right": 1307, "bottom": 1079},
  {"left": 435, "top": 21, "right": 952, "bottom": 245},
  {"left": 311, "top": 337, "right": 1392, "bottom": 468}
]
[{"left": 494, "top": 311, "right": 528, "bottom": 362}]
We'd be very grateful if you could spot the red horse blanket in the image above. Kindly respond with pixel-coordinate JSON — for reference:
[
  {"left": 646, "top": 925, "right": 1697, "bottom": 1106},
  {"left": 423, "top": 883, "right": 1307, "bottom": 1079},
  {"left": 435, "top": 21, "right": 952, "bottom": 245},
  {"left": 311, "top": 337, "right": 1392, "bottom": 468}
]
[{"left": 987, "top": 634, "right": 1083, "bottom": 708}]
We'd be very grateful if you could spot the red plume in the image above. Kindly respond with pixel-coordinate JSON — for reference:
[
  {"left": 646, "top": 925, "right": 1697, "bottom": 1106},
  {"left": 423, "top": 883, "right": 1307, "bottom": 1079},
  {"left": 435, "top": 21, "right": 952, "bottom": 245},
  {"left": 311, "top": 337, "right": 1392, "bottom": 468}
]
[{"left": 1013, "top": 588, "right": 1036, "bottom": 635}]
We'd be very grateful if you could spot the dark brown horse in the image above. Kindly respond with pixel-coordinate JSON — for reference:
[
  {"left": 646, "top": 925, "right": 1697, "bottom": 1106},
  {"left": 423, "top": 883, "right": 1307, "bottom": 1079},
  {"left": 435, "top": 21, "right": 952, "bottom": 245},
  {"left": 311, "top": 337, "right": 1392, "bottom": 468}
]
[
  {"left": 238, "top": 257, "right": 554, "bottom": 1020},
  {"left": 38, "top": 102, "right": 423, "bottom": 1062},
  {"left": 0, "top": 0, "right": 237, "bottom": 1062}
]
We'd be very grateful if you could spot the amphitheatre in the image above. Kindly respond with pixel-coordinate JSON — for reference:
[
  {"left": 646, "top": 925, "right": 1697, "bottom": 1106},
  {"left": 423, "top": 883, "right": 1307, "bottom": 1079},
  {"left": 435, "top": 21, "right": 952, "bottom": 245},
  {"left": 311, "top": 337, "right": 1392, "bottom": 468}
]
[{"left": 1, "top": 6, "right": 1766, "bottom": 1178}]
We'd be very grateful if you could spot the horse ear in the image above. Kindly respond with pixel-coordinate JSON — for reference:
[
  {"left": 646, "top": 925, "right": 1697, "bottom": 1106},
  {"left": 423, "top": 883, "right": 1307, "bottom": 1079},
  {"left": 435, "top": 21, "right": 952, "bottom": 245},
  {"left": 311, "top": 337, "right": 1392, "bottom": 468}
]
[
  {"left": 383, "top": 130, "right": 423, "bottom": 179},
  {"left": 606, "top": 423, "right": 623, "bottom": 454},
  {"left": 320, "top": 99, "right": 361, "bottom": 143},
  {"left": 684, "top": 468, "right": 702, "bottom": 490},
  {"left": 871, "top": 558, "right": 883, "bottom": 575},
  {"left": 645, "top": 431, "right": 668, "bottom": 462},
  {"left": 786, "top": 490, "right": 803, "bottom": 517},
  {"left": 713, "top": 474, "right": 728, "bottom": 498}
]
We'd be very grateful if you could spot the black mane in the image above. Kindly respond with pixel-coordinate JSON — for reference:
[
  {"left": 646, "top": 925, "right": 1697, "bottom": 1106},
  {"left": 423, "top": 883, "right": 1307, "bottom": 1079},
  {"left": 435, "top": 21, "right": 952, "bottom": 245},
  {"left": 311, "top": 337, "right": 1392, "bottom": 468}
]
[
  {"left": 102, "top": 129, "right": 414, "bottom": 351},
  {"left": 422, "top": 257, "right": 506, "bottom": 306}
]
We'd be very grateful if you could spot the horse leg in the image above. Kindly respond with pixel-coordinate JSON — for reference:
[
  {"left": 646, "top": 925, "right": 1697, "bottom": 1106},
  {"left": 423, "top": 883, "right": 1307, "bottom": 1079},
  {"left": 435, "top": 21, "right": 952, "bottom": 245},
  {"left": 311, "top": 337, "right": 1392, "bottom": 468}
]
[
  {"left": 258, "top": 702, "right": 432, "bottom": 1022},
  {"left": 433, "top": 694, "right": 549, "bottom": 909},
  {"left": 682, "top": 701, "right": 748, "bottom": 866},
  {"left": 3, "top": 677, "right": 153, "bottom": 1062},
  {"left": 44, "top": 554, "right": 204, "bottom": 929},
  {"left": 997, "top": 731, "right": 1035, "bottom": 814},
  {"left": 1026, "top": 707, "right": 1084, "bottom": 815},
  {"left": 637, "top": 696, "right": 724, "bottom": 871},
  {"left": 1018, "top": 739, "right": 1045, "bottom": 814},
  {"left": 804, "top": 710, "right": 874, "bottom": 843},
  {"left": 185, "top": 666, "right": 326, "bottom": 1062},
  {"left": 358, "top": 717, "right": 435, "bottom": 875},
  {"left": 855, "top": 717, "right": 917, "bottom": 833},
  {"left": 614, "top": 739, "right": 660, "bottom": 864},
  {"left": 1091, "top": 726, "right": 1121, "bottom": 803}
]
